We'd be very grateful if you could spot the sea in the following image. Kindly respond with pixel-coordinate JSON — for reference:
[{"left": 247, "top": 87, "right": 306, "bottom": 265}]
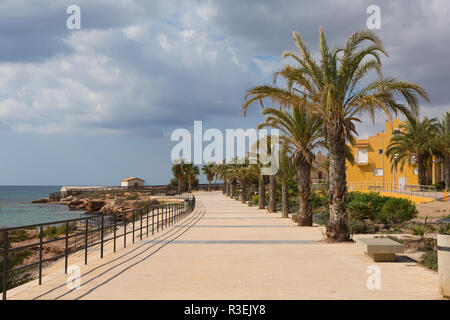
[{"left": 0, "top": 186, "right": 83, "bottom": 228}]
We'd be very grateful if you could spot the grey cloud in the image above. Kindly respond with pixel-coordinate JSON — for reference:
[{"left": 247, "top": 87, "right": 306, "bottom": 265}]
[{"left": 0, "top": 0, "right": 448, "bottom": 139}]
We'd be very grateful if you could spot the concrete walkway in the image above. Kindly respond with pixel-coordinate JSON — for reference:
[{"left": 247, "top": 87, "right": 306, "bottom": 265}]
[{"left": 9, "top": 192, "right": 440, "bottom": 299}]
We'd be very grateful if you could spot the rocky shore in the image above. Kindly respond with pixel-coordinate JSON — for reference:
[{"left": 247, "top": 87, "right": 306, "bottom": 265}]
[{"left": 32, "top": 190, "right": 180, "bottom": 215}]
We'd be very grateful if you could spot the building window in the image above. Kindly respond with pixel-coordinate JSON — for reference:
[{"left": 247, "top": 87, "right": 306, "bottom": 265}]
[
  {"left": 374, "top": 168, "right": 384, "bottom": 176},
  {"left": 356, "top": 149, "right": 368, "bottom": 163},
  {"left": 393, "top": 129, "right": 401, "bottom": 134},
  {"left": 413, "top": 167, "right": 418, "bottom": 175},
  {"left": 318, "top": 171, "right": 323, "bottom": 180},
  {"left": 379, "top": 149, "right": 383, "bottom": 154}
]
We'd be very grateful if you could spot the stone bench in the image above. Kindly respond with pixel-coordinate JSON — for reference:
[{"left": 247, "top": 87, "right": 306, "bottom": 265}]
[{"left": 356, "top": 237, "right": 404, "bottom": 262}]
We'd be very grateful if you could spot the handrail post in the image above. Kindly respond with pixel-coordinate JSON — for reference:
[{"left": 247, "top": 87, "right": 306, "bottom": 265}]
[
  {"left": 140, "top": 209, "right": 143, "bottom": 240},
  {"left": 157, "top": 208, "right": 159, "bottom": 232},
  {"left": 85, "top": 218, "right": 88, "bottom": 265},
  {"left": 113, "top": 213, "right": 117, "bottom": 253},
  {"left": 100, "top": 216, "right": 104, "bottom": 258},
  {"left": 152, "top": 208, "right": 155, "bottom": 235},
  {"left": 124, "top": 216, "right": 127, "bottom": 248},
  {"left": 39, "top": 226, "right": 43, "bottom": 284},
  {"left": 2, "top": 230, "right": 8, "bottom": 300},
  {"left": 146, "top": 209, "right": 149, "bottom": 238},
  {"left": 132, "top": 211, "right": 135, "bottom": 244},
  {"left": 65, "top": 222, "right": 69, "bottom": 274}
]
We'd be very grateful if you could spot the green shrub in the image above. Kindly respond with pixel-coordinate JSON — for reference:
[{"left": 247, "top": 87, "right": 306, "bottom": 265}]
[
  {"left": 311, "top": 192, "right": 328, "bottom": 209},
  {"left": 133, "top": 199, "right": 160, "bottom": 210},
  {"left": 420, "top": 250, "right": 438, "bottom": 271},
  {"left": 346, "top": 192, "right": 387, "bottom": 220},
  {"left": 433, "top": 181, "right": 446, "bottom": 192},
  {"left": 348, "top": 221, "right": 380, "bottom": 235},
  {"left": 377, "top": 198, "right": 417, "bottom": 225},
  {"left": 411, "top": 225, "right": 425, "bottom": 236},
  {"left": 126, "top": 194, "right": 139, "bottom": 200},
  {"left": 438, "top": 224, "right": 450, "bottom": 235},
  {"left": 347, "top": 200, "right": 375, "bottom": 221},
  {"left": 313, "top": 208, "right": 329, "bottom": 226},
  {"left": 252, "top": 195, "right": 259, "bottom": 203}
]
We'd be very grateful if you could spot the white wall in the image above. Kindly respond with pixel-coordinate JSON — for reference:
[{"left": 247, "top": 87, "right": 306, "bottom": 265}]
[{"left": 121, "top": 179, "right": 145, "bottom": 187}]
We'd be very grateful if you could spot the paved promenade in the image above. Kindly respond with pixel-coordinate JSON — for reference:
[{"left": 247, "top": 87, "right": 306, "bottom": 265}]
[{"left": 9, "top": 192, "right": 440, "bottom": 299}]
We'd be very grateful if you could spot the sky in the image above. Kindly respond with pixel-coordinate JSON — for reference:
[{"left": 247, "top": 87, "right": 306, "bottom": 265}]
[{"left": 0, "top": 0, "right": 449, "bottom": 185}]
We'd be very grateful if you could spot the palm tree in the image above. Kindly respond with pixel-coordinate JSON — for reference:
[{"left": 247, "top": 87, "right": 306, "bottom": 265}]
[
  {"left": 277, "top": 144, "right": 297, "bottom": 218},
  {"left": 202, "top": 162, "right": 216, "bottom": 191},
  {"left": 243, "top": 28, "right": 428, "bottom": 241},
  {"left": 434, "top": 111, "right": 450, "bottom": 189},
  {"left": 386, "top": 116, "right": 439, "bottom": 186},
  {"left": 236, "top": 165, "right": 253, "bottom": 203},
  {"left": 227, "top": 167, "right": 239, "bottom": 199},
  {"left": 184, "top": 163, "right": 199, "bottom": 193},
  {"left": 258, "top": 107, "right": 323, "bottom": 225},
  {"left": 253, "top": 135, "right": 278, "bottom": 213},
  {"left": 172, "top": 158, "right": 186, "bottom": 194},
  {"left": 214, "top": 163, "right": 228, "bottom": 194},
  {"left": 248, "top": 163, "right": 267, "bottom": 209}
]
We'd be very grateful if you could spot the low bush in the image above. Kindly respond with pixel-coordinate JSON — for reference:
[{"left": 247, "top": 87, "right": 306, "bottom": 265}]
[
  {"left": 377, "top": 198, "right": 417, "bottom": 225},
  {"left": 311, "top": 191, "right": 328, "bottom": 209},
  {"left": 346, "top": 192, "right": 387, "bottom": 221},
  {"left": 347, "top": 200, "right": 375, "bottom": 221},
  {"left": 126, "top": 194, "right": 140, "bottom": 200},
  {"left": 42, "top": 222, "right": 78, "bottom": 238},
  {"left": 312, "top": 208, "right": 329, "bottom": 226},
  {"left": 420, "top": 250, "right": 438, "bottom": 271},
  {"left": 252, "top": 195, "right": 259, "bottom": 203},
  {"left": 433, "top": 181, "right": 446, "bottom": 192},
  {"left": 411, "top": 225, "right": 426, "bottom": 236},
  {"left": 348, "top": 221, "right": 380, "bottom": 235},
  {"left": 133, "top": 199, "right": 160, "bottom": 210}
]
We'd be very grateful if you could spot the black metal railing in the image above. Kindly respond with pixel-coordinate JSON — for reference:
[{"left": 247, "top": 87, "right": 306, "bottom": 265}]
[{"left": 0, "top": 194, "right": 195, "bottom": 300}]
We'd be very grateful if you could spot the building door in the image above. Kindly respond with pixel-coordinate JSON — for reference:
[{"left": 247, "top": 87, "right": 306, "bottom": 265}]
[{"left": 398, "top": 177, "right": 406, "bottom": 191}]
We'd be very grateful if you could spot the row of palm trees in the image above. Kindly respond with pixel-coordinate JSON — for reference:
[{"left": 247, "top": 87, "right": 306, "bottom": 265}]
[
  {"left": 172, "top": 28, "right": 445, "bottom": 243},
  {"left": 172, "top": 160, "right": 220, "bottom": 193},
  {"left": 241, "top": 28, "right": 429, "bottom": 242},
  {"left": 171, "top": 159, "right": 200, "bottom": 193},
  {"left": 386, "top": 112, "right": 450, "bottom": 187}
]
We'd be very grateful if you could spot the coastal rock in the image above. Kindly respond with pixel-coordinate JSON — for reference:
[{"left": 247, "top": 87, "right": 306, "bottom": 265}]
[
  {"left": 32, "top": 198, "right": 50, "bottom": 203},
  {"left": 61, "top": 195, "right": 75, "bottom": 201},
  {"left": 85, "top": 200, "right": 106, "bottom": 213},
  {"left": 68, "top": 199, "right": 85, "bottom": 210}
]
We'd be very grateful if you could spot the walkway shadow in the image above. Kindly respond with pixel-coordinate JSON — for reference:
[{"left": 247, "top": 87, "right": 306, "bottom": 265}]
[{"left": 30, "top": 202, "right": 206, "bottom": 300}]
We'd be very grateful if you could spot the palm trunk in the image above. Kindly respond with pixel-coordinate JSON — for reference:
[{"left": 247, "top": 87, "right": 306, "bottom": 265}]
[
  {"left": 445, "top": 156, "right": 450, "bottom": 190},
  {"left": 268, "top": 175, "right": 277, "bottom": 212},
  {"left": 281, "top": 183, "right": 289, "bottom": 218},
  {"left": 177, "top": 177, "right": 182, "bottom": 194},
  {"left": 240, "top": 181, "right": 247, "bottom": 203},
  {"left": 188, "top": 176, "right": 192, "bottom": 193},
  {"left": 230, "top": 183, "right": 235, "bottom": 198},
  {"left": 226, "top": 180, "right": 231, "bottom": 196},
  {"left": 417, "top": 154, "right": 427, "bottom": 187},
  {"left": 258, "top": 177, "right": 266, "bottom": 209},
  {"left": 326, "top": 129, "right": 350, "bottom": 242},
  {"left": 208, "top": 180, "right": 211, "bottom": 192},
  {"left": 222, "top": 181, "right": 226, "bottom": 194},
  {"left": 296, "top": 161, "right": 312, "bottom": 225}
]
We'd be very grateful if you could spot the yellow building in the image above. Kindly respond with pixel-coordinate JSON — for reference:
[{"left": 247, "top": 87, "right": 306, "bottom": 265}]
[{"left": 346, "top": 118, "right": 444, "bottom": 189}]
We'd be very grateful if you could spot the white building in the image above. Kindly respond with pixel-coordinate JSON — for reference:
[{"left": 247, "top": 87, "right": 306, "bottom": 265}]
[{"left": 121, "top": 177, "right": 145, "bottom": 187}]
